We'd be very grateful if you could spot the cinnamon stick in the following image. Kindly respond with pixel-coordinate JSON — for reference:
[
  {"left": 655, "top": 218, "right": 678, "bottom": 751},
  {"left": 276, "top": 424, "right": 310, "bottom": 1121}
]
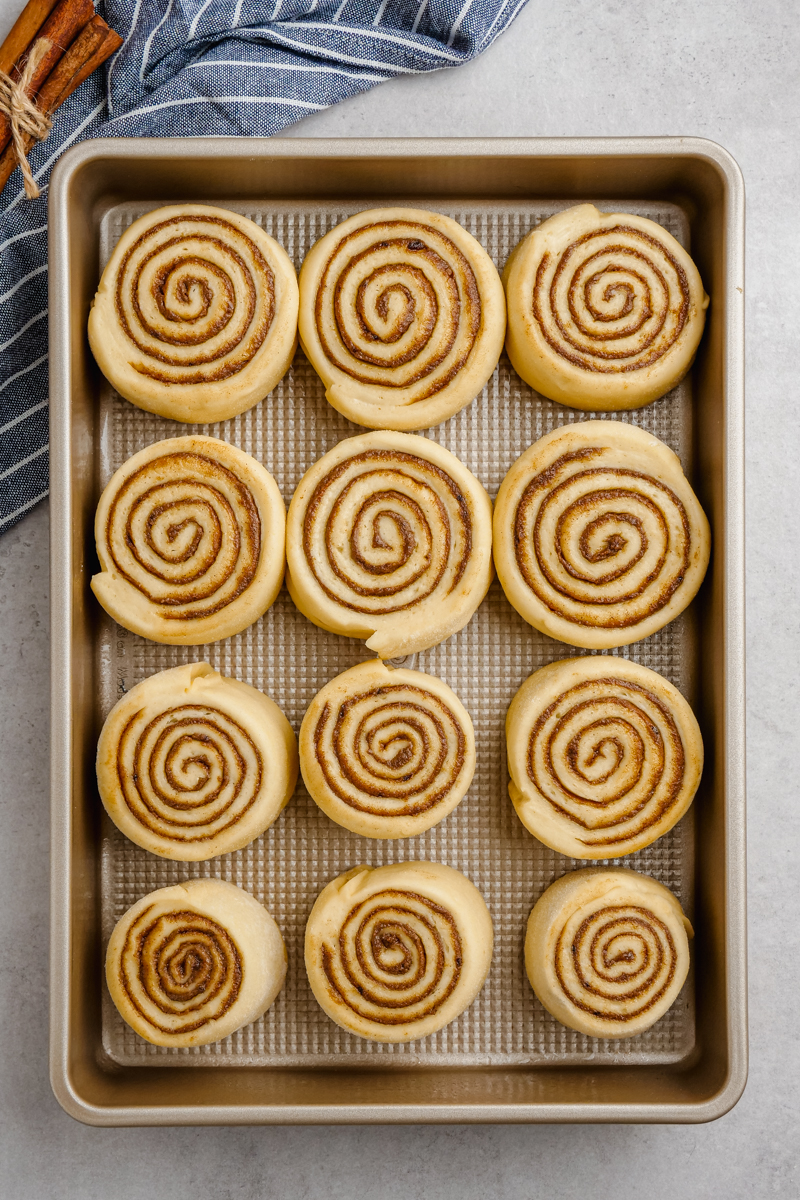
[
  {"left": 0, "top": 0, "right": 60, "bottom": 75},
  {"left": 39, "top": 16, "right": 120, "bottom": 112},
  {"left": 0, "top": 16, "right": 122, "bottom": 194},
  {"left": 0, "top": 18, "right": 122, "bottom": 193},
  {"left": 0, "top": 0, "right": 94, "bottom": 154}
]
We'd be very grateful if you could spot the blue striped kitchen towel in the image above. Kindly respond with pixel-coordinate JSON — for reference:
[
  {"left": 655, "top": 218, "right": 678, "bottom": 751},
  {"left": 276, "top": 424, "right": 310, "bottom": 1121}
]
[{"left": 0, "top": 0, "right": 529, "bottom": 534}]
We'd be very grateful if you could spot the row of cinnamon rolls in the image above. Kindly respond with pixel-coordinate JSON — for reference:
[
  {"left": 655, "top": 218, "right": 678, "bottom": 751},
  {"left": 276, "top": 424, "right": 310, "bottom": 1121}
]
[
  {"left": 98, "top": 655, "right": 702, "bottom": 858},
  {"left": 91, "top": 421, "right": 710, "bottom": 656},
  {"left": 88, "top": 203, "right": 708, "bottom": 430},
  {"left": 106, "top": 863, "right": 692, "bottom": 1050}
]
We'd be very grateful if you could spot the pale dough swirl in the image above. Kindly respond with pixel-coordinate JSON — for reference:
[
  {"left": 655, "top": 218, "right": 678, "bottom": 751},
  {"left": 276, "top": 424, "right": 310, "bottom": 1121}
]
[
  {"left": 106, "top": 878, "right": 287, "bottom": 1047},
  {"left": 492, "top": 421, "right": 710, "bottom": 648},
  {"left": 504, "top": 204, "right": 708, "bottom": 410},
  {"left": 286, "top": 431, "right": 493, "bottom": 658},
  {"left": 506, "top": 657, "right": 703, "bottom": 858},
  {"left": 525, "top": 867, "right": 693, "bottom": 1038},
  {"left": 300, "top": 659, "right": 475, "bottom": 839},
  {"left": 299, "top": 207, "right": 506, "bottom": 430},
  {"left": 91, "top": 435, "right": 286, "bottom": 645},
  {"left": 97, "top": 663, "right": 298, "bottom": 860},
  {"left": 305, "top": 862, "right": 493, "bottom": 1043},
  {"left": 88, "top": 204, "right": 299, "bottom": 423}
]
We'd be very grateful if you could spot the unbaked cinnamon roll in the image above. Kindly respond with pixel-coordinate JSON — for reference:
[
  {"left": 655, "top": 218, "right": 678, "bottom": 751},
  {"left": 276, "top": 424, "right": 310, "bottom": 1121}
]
[
  {"left": 506, "top": 657, "right": 703, "bottom": 858},
  {"left": 285, "top": 431, "right": 493, "bottom": 658},
  {"left": 493, "top": 421, "right": 710, "bottom": 648},
  {"left": 88, "top": 204, "right": 299, "bottom": 423},
  {"left": 97, "top": 663, "right": 298, "bottom": 860},
  {"left": 504, "top": 204, "right": 708, "bottom": 410},
  {"left": 305, "top": 861, "right": 493, "bottom": 1042},
  {"left": 91, "top": 435, "right": 286, "bottom": 644},
  {"left": 298, "top": 207, "right": 506, "bottom": 430},
  {"left": 300, "top": 660, "right": 474, "bottom": 839},
  {"left": 106, "top": 878, "right": 287, "bottom": 1047},
  {"left": 525, "top": 867, "right": 693, "bottom": 1037}
]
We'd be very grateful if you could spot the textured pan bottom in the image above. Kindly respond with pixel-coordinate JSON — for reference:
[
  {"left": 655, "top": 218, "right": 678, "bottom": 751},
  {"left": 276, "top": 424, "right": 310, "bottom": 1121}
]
[{"left": 98, "top": 198, "right": 696, "bottom": 1069}]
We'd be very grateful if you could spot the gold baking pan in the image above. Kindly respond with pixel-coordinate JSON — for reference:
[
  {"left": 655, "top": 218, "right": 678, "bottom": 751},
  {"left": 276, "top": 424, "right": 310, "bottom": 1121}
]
[{"left": 48, "top": 137, "right": 746, "bottom": 1125}]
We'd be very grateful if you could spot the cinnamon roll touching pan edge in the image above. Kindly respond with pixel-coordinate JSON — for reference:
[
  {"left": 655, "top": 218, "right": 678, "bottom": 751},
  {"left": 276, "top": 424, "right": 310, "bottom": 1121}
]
[
  {"left": 91, "top": 434, "right": 286, "bottom": 645},
  {"left": 106, "top": 878, "right": 287, "bottom": 1047},
  {"left": 503, "top": 204, "right": 708, "bottom": 411},
  {"left": 506, "top": 656, "right": 703, "bottom": 859},
  {"left": 299, "top": 207, "right": 506, "bottom": 430},
  {"left": 525, "top": 867, "right": 693, "bottom": 1038},
  {"left": 492, "top": 421, "right": 710, "bottom": 649},
  {"left": 88, "top": 204, "right": 299, "bottom": 424},
  {"left": 305, "top": 861, "right": 493, "bottom": 1043},
  {"left": 300, "top": 659, "right": 475, "bottom": 839},
  {"left": 286, "top": 430, "right": 494, "bottom": 659},
  {"left": 97, "top": 662, "right": 298, "bottom": 861}
]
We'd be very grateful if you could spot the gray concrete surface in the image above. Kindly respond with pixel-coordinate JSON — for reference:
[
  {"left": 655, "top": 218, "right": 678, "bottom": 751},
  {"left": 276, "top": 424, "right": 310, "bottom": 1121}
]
[{"left": 1, "top": 0, "right": 799, "bottom": 1196}]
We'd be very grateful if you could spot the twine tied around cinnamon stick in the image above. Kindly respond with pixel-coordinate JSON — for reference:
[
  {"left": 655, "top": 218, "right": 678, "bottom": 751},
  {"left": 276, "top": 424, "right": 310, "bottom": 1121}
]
[{"left": 0, "top": 38, "right": 53, "bottom": 199}]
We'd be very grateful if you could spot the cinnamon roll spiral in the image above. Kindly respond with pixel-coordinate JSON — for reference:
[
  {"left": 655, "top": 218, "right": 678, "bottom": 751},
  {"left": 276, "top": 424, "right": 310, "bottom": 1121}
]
[
  {"left": 91, "top": 435, "right": 286, "bottom": 644},
  {"left": 106, "top": 879, "right": 287, "bottom": 1047},
  {"left": 305, "top": 862, "right": 493, "bottom": 1042},
  {"left": 286, "top": 431, "right": 493, "bottom": 658},
  {"left": 525, "top": 867, "right": 693, "bottom": 1037},
  {"left": 88, "top": 204, "right": 299, "bottom": 423},
  {"left": 97, "top": 663, "right": 298, "bottom": 860},
  {"left": 300, "top": 660, "right": 475, "bottom": 839},
  {"left": 506, "top": 657, "right": 703, "bottom": 858},
  {"left": 298, "top": 207, "right": 506, "bottom": 430},
  {"left": 504, "top": 205, "right": 708, "bottom": 410},
  {"left": 493, "top": 421, "right": 710, "bottom": 648}
]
